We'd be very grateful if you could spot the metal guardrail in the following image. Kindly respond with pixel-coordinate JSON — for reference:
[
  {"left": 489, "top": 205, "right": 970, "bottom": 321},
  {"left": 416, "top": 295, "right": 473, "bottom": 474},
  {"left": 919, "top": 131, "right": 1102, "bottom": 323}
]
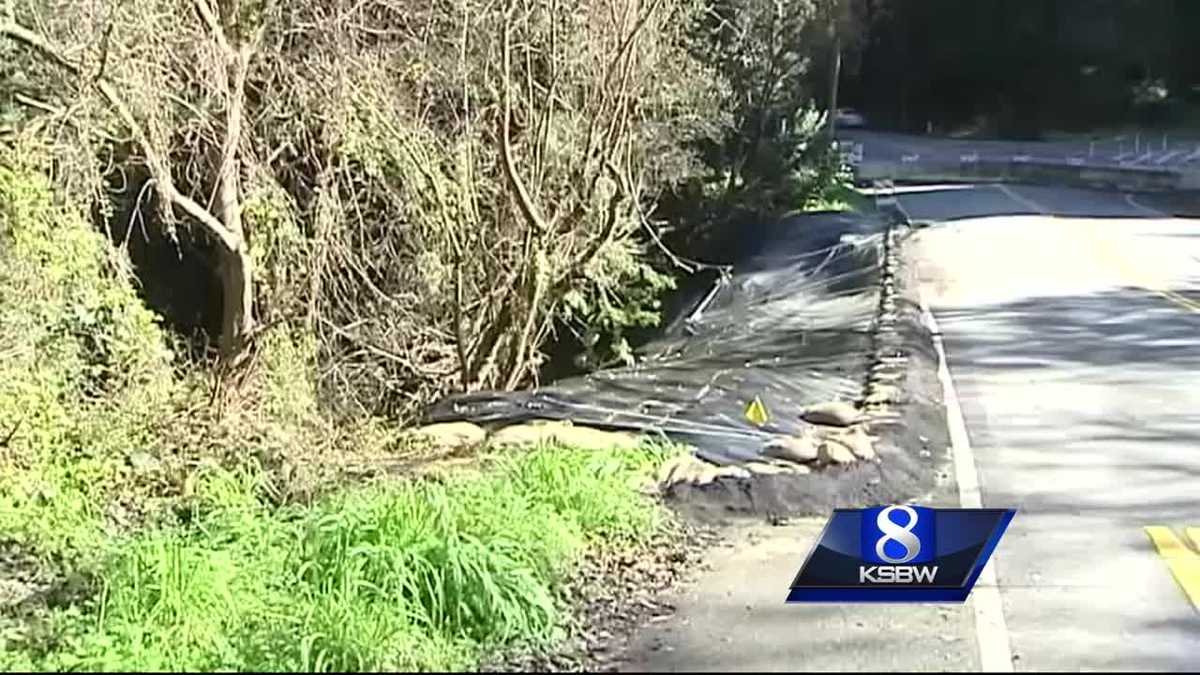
[
  {"left": 839, "top": 130, "right": 1200, "bottom": 176},
  {"left": 842, "top": 130, "right": 1200, "bottom": 192},
  {"left": 836, "top": 140, "right": 864, "bottom": 167}
]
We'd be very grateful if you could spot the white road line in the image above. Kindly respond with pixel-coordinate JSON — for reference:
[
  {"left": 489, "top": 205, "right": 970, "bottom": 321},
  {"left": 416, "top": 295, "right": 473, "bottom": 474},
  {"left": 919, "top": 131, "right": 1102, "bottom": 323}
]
[
  {"left": 1124, "top": 193, "right": 1167, "bottom": 218},
  {"left": 922, "top": 301, "right": 1015, "bottom": 673},
  {"left": 996, "top": 183, "right": 1049, "bottom": 214}
]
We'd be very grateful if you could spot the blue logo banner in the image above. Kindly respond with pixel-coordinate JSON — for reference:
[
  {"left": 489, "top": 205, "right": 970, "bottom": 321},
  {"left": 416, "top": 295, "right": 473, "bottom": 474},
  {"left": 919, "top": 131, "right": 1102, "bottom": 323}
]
[{"left": 787, "top": 506, "right": 1015, "bottom": 603}]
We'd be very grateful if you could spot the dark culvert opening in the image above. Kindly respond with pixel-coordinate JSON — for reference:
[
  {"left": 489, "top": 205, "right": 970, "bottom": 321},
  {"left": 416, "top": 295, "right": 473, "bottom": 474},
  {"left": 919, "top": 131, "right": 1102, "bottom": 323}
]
[{"left": 97, "top": 167, "right": 224, "bottom": 359}]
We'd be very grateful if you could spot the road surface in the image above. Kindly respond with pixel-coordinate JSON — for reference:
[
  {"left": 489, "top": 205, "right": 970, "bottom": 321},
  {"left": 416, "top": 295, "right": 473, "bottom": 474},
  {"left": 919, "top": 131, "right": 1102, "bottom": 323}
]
[{"left": 619, "top": 182, "right": 1200, "bottom": 671}]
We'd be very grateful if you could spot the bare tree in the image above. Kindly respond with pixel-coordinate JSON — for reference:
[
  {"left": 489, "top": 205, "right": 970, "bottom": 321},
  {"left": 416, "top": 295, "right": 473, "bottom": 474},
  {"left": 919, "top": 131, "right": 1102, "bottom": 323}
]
[
  {"left": 2, "top": 0, "right": 719, "bottom": 420},
  {"left": 1, "top": 0, "right": 269, "bottom": 358},
  {"left": 276, "top": 0, "right": 710, "bottom": 416}
]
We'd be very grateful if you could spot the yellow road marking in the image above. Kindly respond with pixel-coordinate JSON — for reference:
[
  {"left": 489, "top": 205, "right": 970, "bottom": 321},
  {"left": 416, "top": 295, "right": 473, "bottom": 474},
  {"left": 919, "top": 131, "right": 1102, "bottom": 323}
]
[
  {"left": 1147, "top": 526, "right": 1194, "bottom": 558},
  {"left": 1150, "top": 288, "right": 1200, "bottom": 313},
  {"left": 989, "top": 184, "right": 1200, "bottom": 315},
  {"left": 1095, "top": 242, "right": 1200, "bottom": 314},
  {"left": 990, "top": 188, "right": 1200, "bottom": 611},
  {"left": 1145, "top": 526, "right": 1200, "bottom": 610}
]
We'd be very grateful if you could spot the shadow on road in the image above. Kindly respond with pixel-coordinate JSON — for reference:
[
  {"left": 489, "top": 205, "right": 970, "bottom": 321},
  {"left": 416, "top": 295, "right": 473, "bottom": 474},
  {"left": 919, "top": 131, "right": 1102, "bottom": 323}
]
[
  {"left": 895, "top": 183, "right": 1183, "bottom": 222},
  {"left": 936, "top": 288, "right": 1200, "bottom": 370},
  {"left": 931, "top": 285, "right": 1200, "bottom": 669},
  {"left": 937, "top": 289, "right": 1200, "bottom": 512}
]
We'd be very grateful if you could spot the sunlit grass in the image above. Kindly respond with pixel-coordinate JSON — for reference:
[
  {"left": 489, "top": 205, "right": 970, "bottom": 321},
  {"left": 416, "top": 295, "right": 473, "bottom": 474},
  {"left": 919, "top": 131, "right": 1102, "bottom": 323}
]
[
  {"left": 12, "top": 443, "right": 672, "bottom": 672},
  {"left": 791, "top": 183, "right": 873, "bottom": 215}
]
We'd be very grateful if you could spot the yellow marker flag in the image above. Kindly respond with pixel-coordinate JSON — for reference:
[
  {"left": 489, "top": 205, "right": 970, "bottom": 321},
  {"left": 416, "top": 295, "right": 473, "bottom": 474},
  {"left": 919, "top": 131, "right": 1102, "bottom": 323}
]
[{"left": 744, "top": 396, "right": 770, "bottom": 426}]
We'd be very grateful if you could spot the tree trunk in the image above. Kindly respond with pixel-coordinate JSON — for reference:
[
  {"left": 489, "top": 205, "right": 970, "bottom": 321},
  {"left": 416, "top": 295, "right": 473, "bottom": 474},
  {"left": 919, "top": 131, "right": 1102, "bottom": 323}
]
[
  {"left": 1, "top": 5, "right": 257, "bottom": 361},
  {"left": 827, "top": 30, "right": 842, "bottom": 142},
  {"left": 218, "top": 244, "right": 254, "bottom": 357},
  {"left": 212, "top": 36, "right": 254, "bottom": 359}
]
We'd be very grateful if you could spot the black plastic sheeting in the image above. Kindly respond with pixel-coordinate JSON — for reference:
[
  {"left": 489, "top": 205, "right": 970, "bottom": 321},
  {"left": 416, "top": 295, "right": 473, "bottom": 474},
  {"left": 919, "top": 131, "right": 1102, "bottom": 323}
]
[{"left": 425, "top": 211, "right": 887, "bottom": 465}]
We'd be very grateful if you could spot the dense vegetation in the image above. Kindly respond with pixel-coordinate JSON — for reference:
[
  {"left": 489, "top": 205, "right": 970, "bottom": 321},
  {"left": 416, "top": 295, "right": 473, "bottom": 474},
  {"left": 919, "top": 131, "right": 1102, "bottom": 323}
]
[
  {"left": 1, "top": 0, "right": 851, "bottom": 669},
  {"left": 847, "top": 0, "right": 1200, "bottom": 137},
  {"left": 8, "top": 0, "right": 1190, "bottom": 668},
  {"left": 0, "top": 0, "right": 851, "bottom": 414}
]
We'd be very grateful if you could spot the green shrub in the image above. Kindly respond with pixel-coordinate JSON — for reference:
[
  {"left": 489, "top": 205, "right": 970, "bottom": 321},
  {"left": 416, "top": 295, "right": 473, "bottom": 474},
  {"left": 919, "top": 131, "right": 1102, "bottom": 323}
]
[
  {"left": 0, "top": 159, "right": 178, "bottom": 565},
  {"left": 0, "top": 146, "right": 680, "bottom": 675}
]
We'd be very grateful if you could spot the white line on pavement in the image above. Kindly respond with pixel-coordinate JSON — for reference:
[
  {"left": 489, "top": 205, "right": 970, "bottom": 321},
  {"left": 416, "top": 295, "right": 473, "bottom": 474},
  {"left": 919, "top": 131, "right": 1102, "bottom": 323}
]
[
  {"left": 922, "top": 301, "right": 1015, "bottom": 673},
  {"left": 1123, "top": 193, "right": 1167, "bottom": 217},
  {"left": 996, "top": 184, "right": 1049, "bottom": 214}
]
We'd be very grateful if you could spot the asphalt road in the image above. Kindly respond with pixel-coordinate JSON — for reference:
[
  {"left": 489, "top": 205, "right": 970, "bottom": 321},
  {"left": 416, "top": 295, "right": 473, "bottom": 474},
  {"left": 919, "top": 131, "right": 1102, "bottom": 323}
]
[
  {"left": 619, "top": 182, "right": 1200, "bottom": 671},
  {"left": 908, "top": 183, "right": 1200, "bottom": 670}
]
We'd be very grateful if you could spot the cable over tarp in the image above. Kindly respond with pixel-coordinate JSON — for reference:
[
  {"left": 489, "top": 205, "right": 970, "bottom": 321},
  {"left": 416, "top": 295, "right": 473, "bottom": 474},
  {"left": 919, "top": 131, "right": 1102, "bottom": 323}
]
[{"left": 425, "top": 210, "right": 887, "bottom": 465}]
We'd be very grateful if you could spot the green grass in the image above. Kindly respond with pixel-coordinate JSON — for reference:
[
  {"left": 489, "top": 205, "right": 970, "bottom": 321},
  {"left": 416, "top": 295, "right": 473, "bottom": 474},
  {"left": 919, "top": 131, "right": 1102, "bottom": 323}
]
[
  {"left": 4, "top": 443, "right": 673, "bottom": 672},
  {"left": 793, "top": 183, "right": 873, "bottom": 215}
]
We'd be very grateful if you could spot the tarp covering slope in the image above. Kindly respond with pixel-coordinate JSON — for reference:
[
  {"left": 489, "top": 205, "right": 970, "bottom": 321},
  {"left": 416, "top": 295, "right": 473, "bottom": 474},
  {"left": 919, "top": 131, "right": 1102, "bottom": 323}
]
[{"left": 426, "top": 211, "right": 887, "bottom": 465}]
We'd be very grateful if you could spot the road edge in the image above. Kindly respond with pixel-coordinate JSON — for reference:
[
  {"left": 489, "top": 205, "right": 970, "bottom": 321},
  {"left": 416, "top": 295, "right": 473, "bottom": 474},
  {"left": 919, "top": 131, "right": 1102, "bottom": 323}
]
[{"left": 920, "top": 298, "right": 1015, "bottom": 673}]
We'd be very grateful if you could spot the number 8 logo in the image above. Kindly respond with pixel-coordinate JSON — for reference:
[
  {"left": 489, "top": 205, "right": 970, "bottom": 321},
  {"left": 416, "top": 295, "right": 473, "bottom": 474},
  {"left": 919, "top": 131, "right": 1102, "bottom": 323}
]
[{"left": 875, "top": 505, "right": 923, "bottom": 564}]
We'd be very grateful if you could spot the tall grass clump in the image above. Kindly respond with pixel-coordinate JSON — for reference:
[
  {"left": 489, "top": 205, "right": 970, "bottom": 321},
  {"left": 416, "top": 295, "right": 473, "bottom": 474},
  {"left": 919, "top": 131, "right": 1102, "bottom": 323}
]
[{"left": 23, "top": 444, "right": 671, "bottom": 671}]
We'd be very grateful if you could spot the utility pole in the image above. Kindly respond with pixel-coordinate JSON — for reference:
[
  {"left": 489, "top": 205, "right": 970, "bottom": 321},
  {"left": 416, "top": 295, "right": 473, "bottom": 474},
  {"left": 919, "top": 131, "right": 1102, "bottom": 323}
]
[{"left": 827, "top": 23, "right": 842, "bottom": 142}]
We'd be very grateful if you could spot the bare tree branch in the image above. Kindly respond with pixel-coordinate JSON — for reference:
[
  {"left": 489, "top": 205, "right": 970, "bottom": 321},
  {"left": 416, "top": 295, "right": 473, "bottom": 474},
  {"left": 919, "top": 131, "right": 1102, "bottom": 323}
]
[
  {"left": 0, "top": 19, "right": 243, "bottom": 254},
  {"left": 193, "top": 0, "right": 230, "bottom": 52},
  {"left": 499, "top": 4, "right": 549, "bottom": 235}
]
